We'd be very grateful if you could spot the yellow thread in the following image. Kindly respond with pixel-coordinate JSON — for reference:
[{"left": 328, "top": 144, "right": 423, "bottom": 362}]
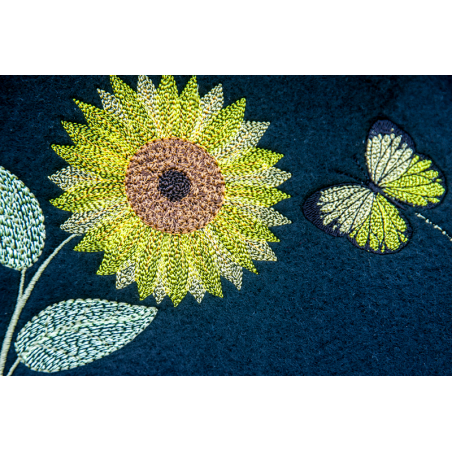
[
  {"left": 49, "top": 76, "right": 291, "bottom": 305},
  {"left": 305, "top": 121, "right": 445, "bottom": 254}
]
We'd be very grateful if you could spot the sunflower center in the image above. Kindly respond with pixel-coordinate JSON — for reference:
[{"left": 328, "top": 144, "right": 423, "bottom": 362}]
[
  {"left": 158, "top": 169, "right": 191, "bottom": 202},
  {"left": 125, "top": 138, "right": 225, "bottom": 234}
]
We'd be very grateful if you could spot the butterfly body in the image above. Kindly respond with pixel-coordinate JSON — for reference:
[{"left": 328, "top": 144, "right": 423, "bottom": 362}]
[
  {"left": 303, "top": 120, "right": 446, "bottom": 254},
  {"left": 366, "top": 180, "right": 387, "bottom": 197}
]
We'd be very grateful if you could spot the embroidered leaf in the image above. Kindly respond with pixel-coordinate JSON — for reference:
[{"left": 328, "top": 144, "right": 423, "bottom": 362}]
[
  {"left": 15, "top": 299, "right": 158, "bottom": 373},
  {"left": 50, "top": 76, "right": 292, "bottom": 306},
  {"left": 0, "top": 166, "right": 46, "bottom": 271}
]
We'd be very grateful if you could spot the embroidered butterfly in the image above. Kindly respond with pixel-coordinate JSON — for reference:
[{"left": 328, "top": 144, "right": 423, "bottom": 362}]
[{"left": 303, "top": 120, "right": 447, "bottom": 254}]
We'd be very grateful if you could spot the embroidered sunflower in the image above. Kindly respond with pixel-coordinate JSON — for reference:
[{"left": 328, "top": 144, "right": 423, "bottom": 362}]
[{"left": 50, "top": 76, "right": 291, "bottom": 306}]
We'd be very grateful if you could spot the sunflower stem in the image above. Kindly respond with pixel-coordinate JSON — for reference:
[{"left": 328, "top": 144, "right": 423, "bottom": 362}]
[
  {"left": 18, "top": 268, "right": 26, "bottom": 300},
  {"left": 6, "top": 358, "right": 20, "bottom": 376},
  {"left": 0, "top": 234, "right": 78, "bottom": 376}
]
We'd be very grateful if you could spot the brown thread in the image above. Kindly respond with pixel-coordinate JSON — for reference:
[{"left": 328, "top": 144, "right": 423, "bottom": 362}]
[{"left": 125, "top": 138, "right": 225, "bottom": 234}]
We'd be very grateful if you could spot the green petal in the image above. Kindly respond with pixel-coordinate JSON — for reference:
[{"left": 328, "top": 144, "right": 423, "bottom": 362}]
[
  {"left": 116, "top": 261, "right": 136, "bottom": 289},
  {"left": 189, "top": 84, "right": 224, "bottom": 140},
  {"left": 245, "top": 239, "right": 277, "bottom": 261},
  {"left": 225, "top": 184, "right": 290, "bottom": 207},
  {"left": 187, "top": 269, "right": 206, "bottom": 303},
  {"left": 228, "top": 204, "right": 291, "bottom": 227},
  {"left": 219, "top": 148, "right": 283, "bottom": 175},
  {"left": 51, "top": 144, "right": 124, "bottom": 181},
  {"left": 136, "top": 229, "right": 164, "bottom": 300},
  {"left": 60, "top": 203, "right": 127, "bottom": 234},
  {"left": 157, "top": 75, "right": 180, "bottom": 138},
  {"left": 198, "top": 98, "right": 246, "bottom": 154},
  {"left": 50, "top": 180, "right": 125, "bottom": 212},
  {"left": 209, "top": 217, "right": 256, "bottom": 274},
  {"left": 162, "top": 235, "right": 189, "bottom": 307},
  {"left": 61, "top": 122, "right": 129, "bottom": 171},
  {"left": 97, "top": 215, "right": 146, "bottom": 275},
  {"left": 74, "top": 209, "right": 132, "bottom": 252},
  {"left": 108, "top": 75, "right": 156, "bottom": 142},
  {"left": 204, "top": 227, "right": 243, "bottom": 289},
  {"left": 182, "top": 232, "right": 222, "bottom": 297},
  {"left": 75, "top": 100, "right": 142, "bottom": 154},
  {"left": 137, "top": 75, "right": 161, "bottom": 136},
  {"left": 221, "top": 205, "right": 279, "bottom": 242},
  {"left": 225, "top": 168, "right": 291, "bottom": 188},
  {"left": 179, "top": 76, "right": 200, "bottom": 139},
  {"left": 213, "top": 121, "right": 270, "bottom": 160},
  {"left": 49, "top": 166, "right": 102, "bottom": 191}
]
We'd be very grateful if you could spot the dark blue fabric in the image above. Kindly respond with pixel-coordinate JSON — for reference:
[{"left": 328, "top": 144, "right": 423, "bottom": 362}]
[{"left": 1, "top": 75, "right": 451, "bottom": 375}]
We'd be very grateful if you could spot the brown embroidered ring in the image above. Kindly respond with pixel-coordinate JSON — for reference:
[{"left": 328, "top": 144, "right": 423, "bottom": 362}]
[{"left": 125, "top": 138, "right": 225, "bottom": 234}]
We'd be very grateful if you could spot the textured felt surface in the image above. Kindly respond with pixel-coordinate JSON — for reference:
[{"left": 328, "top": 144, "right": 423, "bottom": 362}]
[{"left": 0, "top": 75, "right": 451, "bottom": 376}]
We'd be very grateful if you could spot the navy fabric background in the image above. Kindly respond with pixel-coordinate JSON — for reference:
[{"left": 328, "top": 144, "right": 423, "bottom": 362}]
[{"left": 0, "top": 75, "right": 451, "bottom": 376}]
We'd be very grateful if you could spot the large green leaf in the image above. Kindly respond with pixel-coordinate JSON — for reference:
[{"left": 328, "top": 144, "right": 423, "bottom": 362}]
[
  {"left": 15, "top": 298, "right": 157, "bottom": 373},
  {"left": 0, "top": 166, "right": 45, "bottom": 271}
]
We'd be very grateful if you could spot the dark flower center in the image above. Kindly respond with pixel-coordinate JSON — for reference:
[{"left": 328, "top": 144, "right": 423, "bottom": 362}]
[
  {"left": 158, "top": 169, "right": 191, "bottom": 202},
  {"left": 125, "top": 138, "right": 225, "bottom": 234}
]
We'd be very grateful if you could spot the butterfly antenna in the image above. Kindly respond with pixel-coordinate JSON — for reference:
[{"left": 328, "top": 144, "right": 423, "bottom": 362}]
[
  {"left": 352, "top": 154, "right": 368, "bottom": 179},
  {"left": 415, "top": 213, "right": 452, "bottom": 242},
  {"left": 333, "top": 169, "right": 362, "bottom": 183}
]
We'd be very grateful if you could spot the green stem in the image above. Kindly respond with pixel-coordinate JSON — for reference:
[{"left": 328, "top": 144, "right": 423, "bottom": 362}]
[
  {"left": 0, "top": 234, "right": 78, "bottom": 376},
  {"left": 6, "top": 358, "right": 20, "bottom": 376},
  {"left": 18, "top": 268, "right": 26, "bottom": 300}
]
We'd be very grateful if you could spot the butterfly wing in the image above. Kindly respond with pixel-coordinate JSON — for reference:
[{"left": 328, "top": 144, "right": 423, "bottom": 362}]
[
  {"left": 303, "top": 184, "right": 412, "bottom": 254},
  {"left": 366, "top": 120, "right": 446, "bottom": 207}
]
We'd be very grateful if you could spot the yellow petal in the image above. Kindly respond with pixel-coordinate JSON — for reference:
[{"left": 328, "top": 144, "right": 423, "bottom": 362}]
[{"left": 157, "top": 75, "right": 180, "bottom": 138}]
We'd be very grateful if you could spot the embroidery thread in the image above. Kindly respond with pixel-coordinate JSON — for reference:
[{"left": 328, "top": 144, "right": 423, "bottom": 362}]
[
  {"left": 15, "top": 299, "right": 157, "bottom": 373},
  {"left": 303, "top": 120, "right": 447, "bottom": 254},
  {"left": 0, "top": 167, "right": 158, "bottom": 376},
  {"left": 1, "top": 75, "right": 291, "bottom": 375},
  {"left": 50, "top": 76, "right": 292, "bottom": 306}
]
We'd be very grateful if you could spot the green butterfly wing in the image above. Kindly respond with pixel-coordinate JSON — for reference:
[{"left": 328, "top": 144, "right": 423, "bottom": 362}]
[
  {"left": 303, "top": 184, "right": 412, "bottom": 254},
  {"left": 365, "top": 120, "right": 446, "bottom": 208}
]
